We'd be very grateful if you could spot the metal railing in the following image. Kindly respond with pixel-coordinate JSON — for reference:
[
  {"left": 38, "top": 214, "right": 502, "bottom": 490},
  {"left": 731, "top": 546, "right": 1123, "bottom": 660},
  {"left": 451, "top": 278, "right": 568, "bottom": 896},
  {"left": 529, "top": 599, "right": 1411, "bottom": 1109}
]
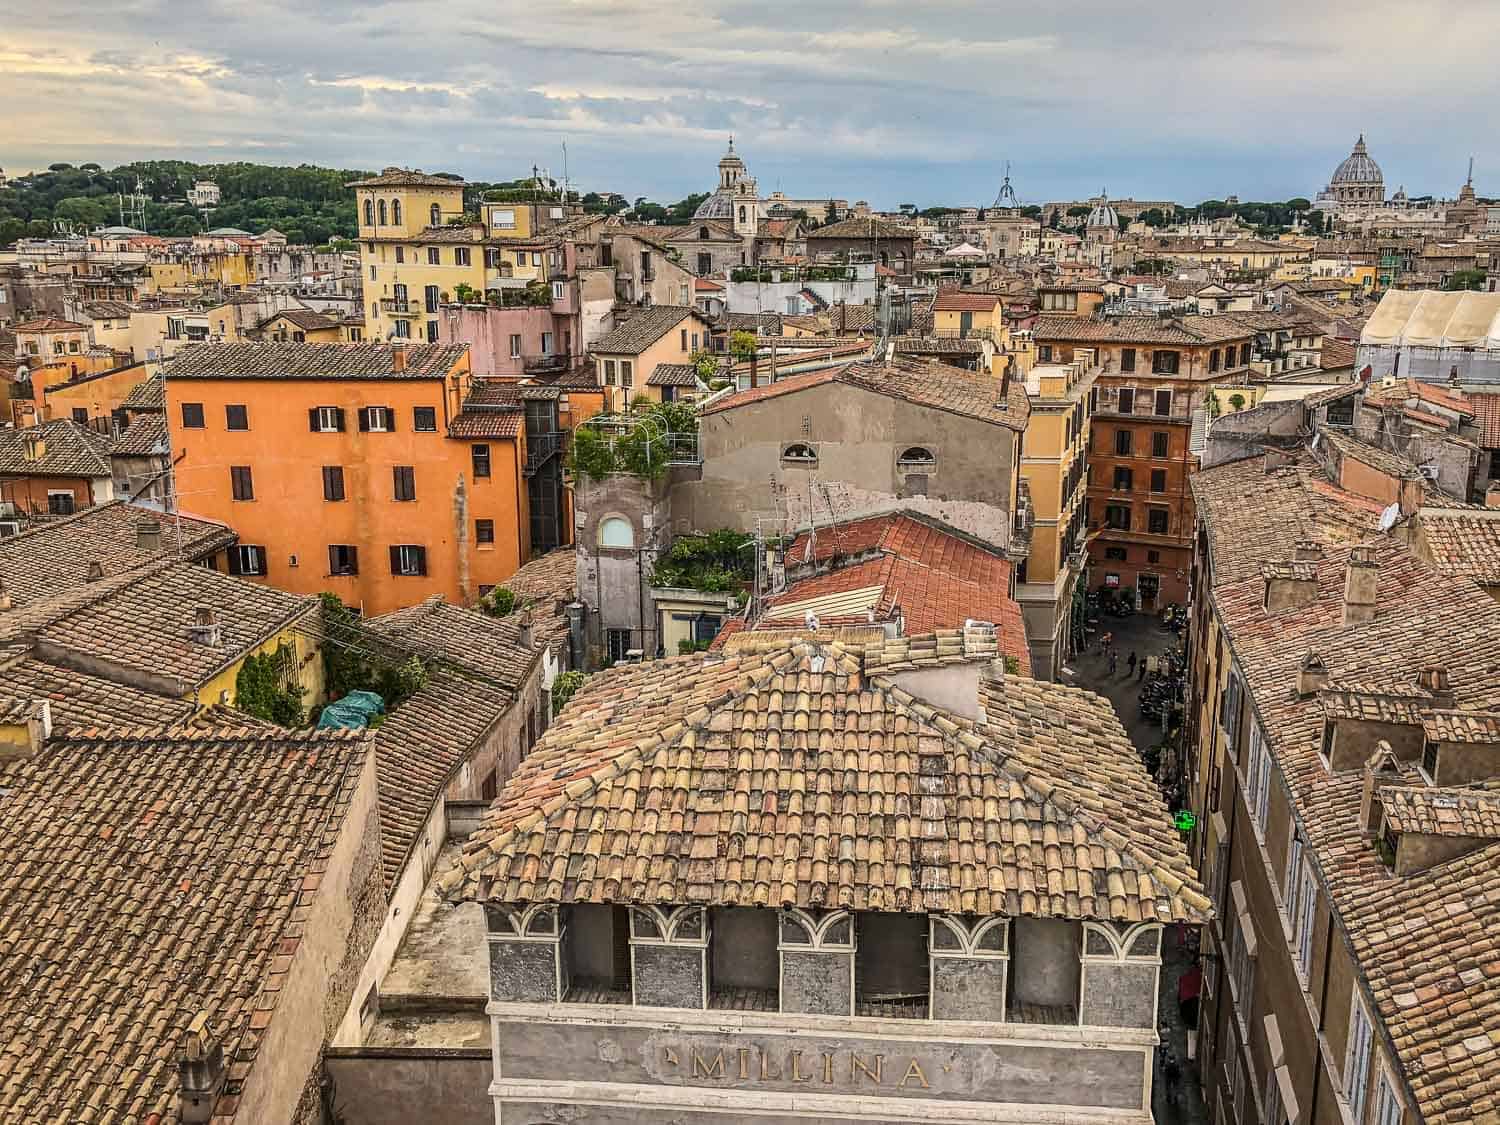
[
  {"left": 379, "top": 298, "right": 412, "bottom": 313},
  {"left": 522, "top": 353, "right": 570, "bottom": 374},
  {"left": 525, "top": 431, "right": 567, "bottom": 474}
]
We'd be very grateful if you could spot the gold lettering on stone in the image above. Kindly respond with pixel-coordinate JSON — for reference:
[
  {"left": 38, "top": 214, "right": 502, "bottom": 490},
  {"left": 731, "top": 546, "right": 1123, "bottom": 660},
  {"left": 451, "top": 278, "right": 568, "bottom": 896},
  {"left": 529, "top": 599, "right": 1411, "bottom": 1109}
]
[
  {"left": 737, "top": 1047, "right": 751, "bottom": 1080},
  {"left": 822, "top": 1051, "right": 834, "bottom": 1084},
  {"left": 759, "top": 1049, "right": 780, "bottom": 1080},
  {"left": 692, "top": 1049, "right": 725, "bottom": 1079},
  {"left": 790, "top": 1050, "right": 808, "bottom": 1083},
  {"left": 900, "top": 1059, "right": 930, "bottom": 1089},
  {"left": 851, "top": 1053, "right": 884, "bottom": 1084},
  {"left": 662, "top": 1047, "right": 679, "bottom": 1069}
]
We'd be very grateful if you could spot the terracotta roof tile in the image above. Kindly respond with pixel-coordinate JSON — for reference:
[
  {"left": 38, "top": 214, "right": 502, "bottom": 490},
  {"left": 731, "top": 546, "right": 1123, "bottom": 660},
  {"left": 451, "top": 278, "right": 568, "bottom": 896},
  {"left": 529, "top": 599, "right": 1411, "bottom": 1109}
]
[
  {"left": 163, "top": 342, "right": 467, "bottom": 381},
  {"left": 1468, "top": 392, "right": 1500, "bottom": 448},
  {"left": 592, "top": 306, "right": 702, "bottom": 355},
  {"left": 0, "top": 725, "right": 370, "bottom": 1123},
  {"left": 440, "top": 638, "right": 1207, "bottom": 923},
  {"left": 1414, "top": 509, "right": 1500, "bottom": 585},
  {"left": 0, "top": 420, "right": 112, "bottom": 478},
  {"left": 347, "top": 168, "right": 465, "bottom": 188}
]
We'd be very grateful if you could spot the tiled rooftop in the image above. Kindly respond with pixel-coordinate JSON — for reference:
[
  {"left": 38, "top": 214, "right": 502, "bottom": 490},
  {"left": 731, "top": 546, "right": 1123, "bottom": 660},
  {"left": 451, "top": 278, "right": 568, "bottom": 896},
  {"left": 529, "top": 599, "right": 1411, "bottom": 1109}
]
[
  {"left": 701, "top": 356, "right": 1029, "bottom": 432},
  {"left": 34, "top": 560, "right": 313, "bottom": 690},
  {"left": 1380, "top": 786, "right": 1500, "bottom": 839},
  {"left": 163, "top": 342, "right": 468, "bottom": 380},
  {"left": 1414, "top": 508, "right": 1500, "bottom": 585},
  {"left": 0, "top": 647, "right": 195, "bottom": 731},
  {"left": 0, "top": 725, "right": 369, "bottom": 1123},
  {"left": 1421, "top": 708, "right": 1500, "bottom": 745},
  {"left": 1205, "top": 481, "right": 1500, "bottom": 1124},
  {"left": 440, "top": 638, "right": 1209, "bottom": 924},
  {"left": 1318, "top": 425, "right": 1423, "bottom": 481},
  {"left": 591, "top": 305, "right": 700, "bottom": 355},
  {"left": 0, "top": 501, "right": 234, "bottom": 609},
  {"left": 0, "top": 419, "right": 113, "bottom": 478},
  {"left": 112, "top": 413, "right": 168, "bottom": 457}
]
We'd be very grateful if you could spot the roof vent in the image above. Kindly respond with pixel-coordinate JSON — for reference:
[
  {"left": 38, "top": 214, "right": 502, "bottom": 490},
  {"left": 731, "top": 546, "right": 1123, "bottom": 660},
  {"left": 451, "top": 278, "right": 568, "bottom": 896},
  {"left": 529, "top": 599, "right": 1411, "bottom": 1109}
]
[
  {"left": 85, "top": 560, "right": 104, "bottom": 582},
  {"left": 178, "top": 1011, "right": 226, "bottom": 1124},
  {"left": 1342, "top": 545, "right": 1378, "bottom": 626},
  {"left": 391, "top": 343, "right": 408, "bottom": 373},
  {"left": 136, "top": 519, "right": 162, "bottom": 552},
  {"left": 188, "top": 606, "right": 222, "bottom": 647},
  {"left": 1296, "top": 650, "right": 1329, "bottom": 699},
  {"left": 1293, "top": 540, "right": 1323, "bottom": 562}
]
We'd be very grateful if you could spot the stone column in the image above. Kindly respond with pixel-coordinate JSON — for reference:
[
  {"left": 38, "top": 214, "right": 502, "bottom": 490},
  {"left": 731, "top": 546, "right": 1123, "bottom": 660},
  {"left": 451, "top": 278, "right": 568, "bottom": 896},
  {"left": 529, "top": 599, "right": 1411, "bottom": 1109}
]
[
  {"left": 485, "top": 904, "right": 567, "bottom": 1003},
  {"left": 929, "top": 915, "right": 1010, "bottom": 1021},
  {"left": 1079, "top": 921, "right": 1162, "bottom": 1028},
  {"left": 630, "top": 906, "right": 709, "bottom": 1009},
  {"left": 778, "top": 909, "right": 854, "bottom": 1016}
]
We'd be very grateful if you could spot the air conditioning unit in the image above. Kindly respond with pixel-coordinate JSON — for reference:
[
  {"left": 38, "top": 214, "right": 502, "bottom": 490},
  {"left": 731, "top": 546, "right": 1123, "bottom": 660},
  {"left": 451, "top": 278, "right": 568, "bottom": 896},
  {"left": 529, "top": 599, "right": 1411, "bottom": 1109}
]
[{"left": 0, "top": 521, "right": 21, "bottom": 538}]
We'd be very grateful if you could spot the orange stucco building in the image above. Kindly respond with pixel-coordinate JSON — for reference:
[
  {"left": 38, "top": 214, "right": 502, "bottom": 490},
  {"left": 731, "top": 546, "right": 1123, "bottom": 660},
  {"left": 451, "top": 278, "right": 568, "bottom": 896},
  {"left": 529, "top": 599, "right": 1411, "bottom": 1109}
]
[{"left": 163, "top": 342, "right": 534, "bottom": 615}]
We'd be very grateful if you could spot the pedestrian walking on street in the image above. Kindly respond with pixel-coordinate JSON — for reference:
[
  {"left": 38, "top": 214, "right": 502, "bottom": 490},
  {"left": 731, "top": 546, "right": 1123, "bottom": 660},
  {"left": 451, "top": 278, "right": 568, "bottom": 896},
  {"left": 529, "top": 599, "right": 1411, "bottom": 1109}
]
[
  {"left": 1108, "top": 649, "right": 1118, "bottom": 675},
  {"left": 1127, "top": 651, "right": 1137, "bottom": 675},
  {"left": 1138, "top": 658, "right": 1148, "bottom": 682},
  {"left": 1101, "top": 630, "right": 1113, "bottom": 654}
]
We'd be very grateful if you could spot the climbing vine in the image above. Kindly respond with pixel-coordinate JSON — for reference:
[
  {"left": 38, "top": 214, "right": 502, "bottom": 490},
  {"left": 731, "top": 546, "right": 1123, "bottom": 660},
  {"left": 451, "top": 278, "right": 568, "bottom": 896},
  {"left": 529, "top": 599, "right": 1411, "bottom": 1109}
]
[{"left": 234, "top": 643, "right": 305, "bottom": 726}]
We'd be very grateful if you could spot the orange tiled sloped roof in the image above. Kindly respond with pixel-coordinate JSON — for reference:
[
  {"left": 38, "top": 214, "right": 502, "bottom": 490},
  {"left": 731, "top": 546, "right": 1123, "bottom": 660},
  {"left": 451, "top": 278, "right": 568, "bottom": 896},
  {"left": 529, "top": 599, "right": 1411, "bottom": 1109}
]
[
  {"left": 1415, "top": 509, "right": 1500, "bottom": 585},
  {"left": 439, "top": 639, "right": 1209, "bottom": 923},
  {"left": 771, "top": 512, "right": 1027, "bottom": 666},
  {"left": 0, "top": 725, "right": 370, "bottom": 1123},
  {"left": 1211, "top": 526, "right": 1500, "bottom": 1125},
  {"left": 1467, "top": 392, "right": 1500, "bottom": 447}
]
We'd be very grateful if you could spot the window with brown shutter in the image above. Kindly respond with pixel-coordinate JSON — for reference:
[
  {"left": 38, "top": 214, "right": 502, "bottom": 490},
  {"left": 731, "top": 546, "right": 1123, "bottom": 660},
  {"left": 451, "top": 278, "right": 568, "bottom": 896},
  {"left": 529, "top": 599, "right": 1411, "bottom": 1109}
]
[
  {"left": 392, "top": 466, "right": 416, "bottom": 501},
  {"left": 230, "top": 466, "right": 254, "bottom": 501}
]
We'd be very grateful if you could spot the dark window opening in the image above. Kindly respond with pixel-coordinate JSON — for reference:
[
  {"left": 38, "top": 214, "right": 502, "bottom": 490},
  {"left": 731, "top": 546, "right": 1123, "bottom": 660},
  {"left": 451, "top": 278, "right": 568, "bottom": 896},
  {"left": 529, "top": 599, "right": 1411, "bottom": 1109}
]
[
  {"left": 393, "top": 466, "right": 416, "bottom": 501},
  {"left": 328, "top": 544, "right": 358, "bottom": 576},
  {"left": 472, "top": 443, "right": 492, "bottom": 478},
  {"left": 180, "top": 402, "right": 205, "bottom": 429},
  {"left": 322, "top": 465, "right": 345, "bottom": 501},
  {"left": 230, "top": 465, "right": 254, "bottom": 501},
  {"left": 413, "top": 406, "right": 437, "bottom": 432},
  {"left": 225, "top": 404, "right": 249, "bottom": 430}
]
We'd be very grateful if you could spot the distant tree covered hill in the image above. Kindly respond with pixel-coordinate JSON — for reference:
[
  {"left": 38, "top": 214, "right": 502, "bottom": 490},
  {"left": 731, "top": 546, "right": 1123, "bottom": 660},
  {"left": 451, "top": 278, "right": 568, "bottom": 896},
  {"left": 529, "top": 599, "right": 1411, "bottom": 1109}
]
[{"left": 0, "top": 160, "right": 377, "bottom": 247}]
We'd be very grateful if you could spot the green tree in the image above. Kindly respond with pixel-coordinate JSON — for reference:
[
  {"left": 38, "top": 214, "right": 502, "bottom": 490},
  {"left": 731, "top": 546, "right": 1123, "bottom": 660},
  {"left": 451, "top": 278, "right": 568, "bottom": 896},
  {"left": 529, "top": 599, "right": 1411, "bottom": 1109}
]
[
  {"left": 729, "top": 330, "right": 758, "bottom": 363},
  {"left": 551, "top": 670, "right": 587, "bottom": 712},
  {"left": 233, "top": 644, "right": 305, "bottom": 726},
  {"left": 666, "top": 193, "right": 710, "bottom": 223},
  {"left": 53, "top": 196, "right": 109, "bottom": 228},
  {"left": 1444, "top": 269, "right": 1487, "bottom": 291}
]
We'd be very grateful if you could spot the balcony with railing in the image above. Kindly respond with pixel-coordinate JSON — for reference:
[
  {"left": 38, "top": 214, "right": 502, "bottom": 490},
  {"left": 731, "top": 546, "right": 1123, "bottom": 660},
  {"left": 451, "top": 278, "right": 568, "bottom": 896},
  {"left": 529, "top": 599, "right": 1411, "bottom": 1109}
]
[
  {"left": 522, "top": 353, "right": 571, "bottom": 375},
  {"left": 378, "top": 297, "right": 412, "bottom": 314}
]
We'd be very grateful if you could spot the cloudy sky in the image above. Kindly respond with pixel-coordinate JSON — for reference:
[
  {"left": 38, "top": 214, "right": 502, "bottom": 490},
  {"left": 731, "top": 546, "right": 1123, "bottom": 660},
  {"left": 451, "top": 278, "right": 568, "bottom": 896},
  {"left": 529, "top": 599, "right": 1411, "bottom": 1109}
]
[{"left": 1, "top": 0, "right": 1494, "bottom": 207}]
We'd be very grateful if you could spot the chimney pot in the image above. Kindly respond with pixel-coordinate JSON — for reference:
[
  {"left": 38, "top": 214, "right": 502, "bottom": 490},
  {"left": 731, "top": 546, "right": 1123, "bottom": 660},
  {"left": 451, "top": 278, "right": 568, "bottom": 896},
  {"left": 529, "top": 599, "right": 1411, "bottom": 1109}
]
[
  {"left": 1343, "top": 545, "right": 1379, "bottom": 626},
  {"left": 136, "top": 519, "right": 162, "bottom": 552},
  {"left": 86, "top": 560, "right": 104, "bottom": 582},
  {"left": 391, "top": 343, "right": 408, "bottom": 373},
  {"left": 1293, "top": 539, "right": 1323, "bottom": 561},
  {"left": 1296, "top": 650, "right": 1329, "bottom": 698},
  {"left": 1415, "top": 664, "right": 1453, "bottom": 705},
  {"left": 178, "top": 1011, "right": 226, "bottom": 1124}
]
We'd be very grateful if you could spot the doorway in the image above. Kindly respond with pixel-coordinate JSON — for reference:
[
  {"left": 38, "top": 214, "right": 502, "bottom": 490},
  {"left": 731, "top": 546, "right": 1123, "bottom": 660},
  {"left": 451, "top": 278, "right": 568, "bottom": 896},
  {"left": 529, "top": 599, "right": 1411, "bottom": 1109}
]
[{"left": 1137, "top": 573, "right": 1160, "bottom": 611}]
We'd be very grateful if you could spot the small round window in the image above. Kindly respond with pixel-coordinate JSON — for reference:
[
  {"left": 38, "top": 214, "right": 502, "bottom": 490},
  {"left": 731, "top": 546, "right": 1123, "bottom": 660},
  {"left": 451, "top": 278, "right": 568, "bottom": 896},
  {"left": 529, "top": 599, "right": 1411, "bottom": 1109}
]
[
  {"left": 897, "top": 446, "right": 936, "bottom": 470},
  {"left": 598, "top": 516, "right": 634, "bottom": 549},
  {"left": 781, "top": 443, "right": 817, "bottom": 467}
]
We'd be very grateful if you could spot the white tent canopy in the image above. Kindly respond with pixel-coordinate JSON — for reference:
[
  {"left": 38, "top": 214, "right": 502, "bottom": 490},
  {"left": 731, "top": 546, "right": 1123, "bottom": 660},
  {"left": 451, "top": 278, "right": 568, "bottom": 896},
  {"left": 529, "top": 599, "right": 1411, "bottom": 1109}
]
[{"left": 1362, "top": 290, "right": 1500, "bottom": 350}]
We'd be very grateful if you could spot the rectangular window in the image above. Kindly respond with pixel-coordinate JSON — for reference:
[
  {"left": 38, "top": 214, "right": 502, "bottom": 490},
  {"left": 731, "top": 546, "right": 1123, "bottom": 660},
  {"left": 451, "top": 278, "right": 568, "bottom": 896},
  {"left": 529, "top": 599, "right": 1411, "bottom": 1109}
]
[
  {"left": 515, "top": 250, "right": 527, "bottom": 265},
  {"left": 606, "top": 628, "right": 632, "bottom": 664},
  {"left": 1148, "top": 507, "right": 1169, "bottom": 534},
  {"left": 1373, "top": 1073, "right": 1402, "bottom": 1125},
  {"left": 392, "top": 466, "right": 416, "bottom": 501},
  {"left": 1113, "top": 466, "right": 1133, "bottom": 491},
  {"left": 1265, "top": 1066, "right": 1286, "bottom": 1125},
  {"left": 472, "top": 444, "right": 491, "bottom": 478},
  {"left": 71, "top": 407, "right": 89, "bottom": 425},
  {"left": 413, "top": 406, "right": 437, "bottom": 432},
  {"left": 230, "top": 465, "right": 254, "bottom": 501},
  {"left": 1296, "top": 860, "right": 1318, "bottom": 978},
  {"left": 395, "top": 246, "right": 404, "bottom": 264},
  {"left": 1038, "top": 344, "right": 1053, "bottom": 362},
  {"left": 1251, "top": 723, "right": 1272, "bottom": 837},
  {"left": 551, "top": 281, "right": 564, "bottom": 301},
  {"left": 603, "top": 359, "right": 617, "bottom": 385},
  {"left": 1119, "top": 347, "right": 1136, "bottom": 372},
  {"left": 1209, "top": 348, "right": 1221, "bottom": 373},
  {"left": 424, "top": 284, "right": 439, "bottom": 314},
  {"left": 1152, "top": 430, "right": 1169, "bottom": 458},
  {"left": 359, "top": 406, "right": 395, "bottom": 432},
  {"left": 621, "top": 360, "right": 633, "bottom": 388},
  {"left": 1117, "top": 387, "right": 1135, "bottom": 414},
  {"left": 1105, "top": 504, "right": 1131, "bottom": 530},
  {"left": 390, "top": 544, "right": 427, "bottom": 576},
  {"left": 491, "top": 208, "right": 516, "bottom": 229},
  {"left": 328, "top": 544, "right": 358, "bottom": 576},
  {"left": 425, "top": 320, "right": 439, "bottom": 343},
  {"left": 510, "top": 334, "right": 522, "bottom": 359},
  {"left": 310, "top": 405, "right": 344, "bottom": 433},
  {"left": 484, "top": 247, "right": 500, "bottom": 270},
  {"left": 427, "top": 247, "right": 439, "bottom": 265},
  {"left": 1148, "top": 549, "right": 1161, "bottom": 563},
  {"left": 1104, "top": 546, "right": 1127, "bottom": 561},
  {"left": 322, "top": 465, "right": 345, "bottom": 501},
  {"left": 541, "top": 331, "right": 553, "bottom": 355},
  {"left": 1346, "top": 996, "right": 1374, "bottom": 1117},
  {"left": 476, "top": 518, "right": 495, "bottom": 545},
  {"left": 1114, "top": 428, "right": 1132, "bottom": 456},
  {"left": 229, "top": 544, "right": 267, "bottom": 576},
  {"left": 47, "top": 491, "right": 75, "bottom": 516},
  {"left": 225, "top": 404, "right": 249, "bottom": 430},
  {"left": 1150, "top": 468, "right": 1167, "bottom": 493},
  {"left": 454, "top": 247, "right": 471, "bottom": 266},
  {"left": 1155, "top": 389, "right": 1173, "bottom": 416},
  {"left": 392, "top": 320, "right": 411, "bottom": 338},
  {"left": 1152, "top": 350, "right": 1181, "bottom": 374}
]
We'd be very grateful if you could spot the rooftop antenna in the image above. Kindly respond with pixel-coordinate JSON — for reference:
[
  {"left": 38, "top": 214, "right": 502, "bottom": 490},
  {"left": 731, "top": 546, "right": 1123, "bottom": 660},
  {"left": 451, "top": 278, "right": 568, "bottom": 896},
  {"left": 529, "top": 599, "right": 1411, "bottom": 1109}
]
[
  {"left": 561, "top": 140, "right": 570, "bottom": 202},
  {"left": 1467, "top": 154, "right": 1474, "bottom": 188}
]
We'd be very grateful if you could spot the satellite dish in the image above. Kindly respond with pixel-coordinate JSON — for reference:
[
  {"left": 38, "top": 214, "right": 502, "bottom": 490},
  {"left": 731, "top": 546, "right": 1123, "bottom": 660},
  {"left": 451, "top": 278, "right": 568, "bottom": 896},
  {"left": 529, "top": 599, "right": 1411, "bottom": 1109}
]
[{"left": 1377, "top": 502, "right": 1400, "bottom": 532}]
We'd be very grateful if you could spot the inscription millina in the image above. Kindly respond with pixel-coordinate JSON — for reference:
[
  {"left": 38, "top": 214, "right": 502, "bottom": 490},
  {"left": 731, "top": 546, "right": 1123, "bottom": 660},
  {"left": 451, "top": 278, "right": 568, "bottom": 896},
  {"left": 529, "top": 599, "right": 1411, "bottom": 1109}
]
[{"left": 661, "top": 1045, "right": 934, "bottom": 1090}]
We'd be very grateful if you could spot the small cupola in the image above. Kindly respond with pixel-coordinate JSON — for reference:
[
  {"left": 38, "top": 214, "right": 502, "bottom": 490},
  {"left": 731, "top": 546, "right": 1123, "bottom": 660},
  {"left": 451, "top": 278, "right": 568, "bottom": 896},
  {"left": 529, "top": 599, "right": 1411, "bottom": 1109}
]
[{"left": 1296, "top": 650, "right": 1329, "bottom": 699}]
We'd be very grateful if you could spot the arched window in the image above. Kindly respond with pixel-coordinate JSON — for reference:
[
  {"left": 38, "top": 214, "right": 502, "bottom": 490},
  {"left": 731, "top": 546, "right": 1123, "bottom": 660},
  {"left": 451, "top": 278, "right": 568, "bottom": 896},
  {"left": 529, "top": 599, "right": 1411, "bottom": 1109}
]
[
  {"left": 377, "top": 199, "right": 387, "bottom": 226},
  {"left": 781, "top": 443, "right": 818, "bottom": 467},
  {"left": 431, "top": 203, "right": 441, "bottom": 227},
  {"left": 598, "top": 516, "right": 634, "bottom": 549},
  {"left": 738, "top": 206, "right": 746, "bottom": 223},
  {"left": 897, "top": 446, "right": 936, "bottom": 470},
  {"left": 391, "top": 199, "right": 402, "bottom": 226},
  {"left": 363, "top": 199, "right": 374, "bottom": 225},
  {"left": 700, "top": 226, "right": 710, "bottom": 240}
]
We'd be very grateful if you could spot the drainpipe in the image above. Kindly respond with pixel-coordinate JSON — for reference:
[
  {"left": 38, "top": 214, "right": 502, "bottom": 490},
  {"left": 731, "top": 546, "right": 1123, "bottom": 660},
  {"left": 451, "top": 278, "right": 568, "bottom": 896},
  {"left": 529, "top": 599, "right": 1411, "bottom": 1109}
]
[{"left": 454, "top": 473, "right": 470, "bottom": 604}]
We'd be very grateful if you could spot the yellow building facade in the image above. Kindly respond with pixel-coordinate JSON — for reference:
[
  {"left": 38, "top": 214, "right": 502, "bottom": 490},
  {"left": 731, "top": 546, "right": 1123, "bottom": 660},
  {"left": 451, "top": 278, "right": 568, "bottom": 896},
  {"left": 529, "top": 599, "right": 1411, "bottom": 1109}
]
[
  {"left": 1015, "top": 350, "right": 1097, "bottom": 679},
  {"left": 352, "top": 168, "right": 563, "bottom": 343}
]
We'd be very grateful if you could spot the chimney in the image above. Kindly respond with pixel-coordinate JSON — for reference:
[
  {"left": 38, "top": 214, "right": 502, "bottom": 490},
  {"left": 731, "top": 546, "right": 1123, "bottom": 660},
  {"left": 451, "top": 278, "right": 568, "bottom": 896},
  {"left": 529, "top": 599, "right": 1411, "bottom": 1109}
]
[
  {"left": 0, "top": 578, "right": 10, "bottom": 612},
  {"left": 1261, "top": 560, "right": 1317, "bottom": 614},
  {"left": 518, "top": 607, "right": 534, "bottom": 651},
  {"left": 1342, "top": 545, "right": 1378, "bottom": 626},
  {"left": 0, "top": 699, "right": 51, "bottom": 762},
  {"left": 178, "top": 1011, "right": 226, "bottom": 1124},
  {"left": 136, "top": 519, "right": 162, "bottom": 552},
  {"left": 188, "top": 606, "right": 222, "bottom": 647},
  {"left": 86, "top": 559, "right": 104, "bottom": 582},
  {"left": 391, "top": 343, "right": 408, "bottom": 373},
  {"left": 1358, "top": 741, "right": 1401, "bottom": 837},
  {"left": 1296, "top": 650, "right": 1329, "bottom": 699},
  {"left": 1486, "top": 482, "right": 1500, "bottom": 510},
  {"left": 1263, "top": 449, "right": 1293, "bottom": 474},
  {"left": 1414, "top": 665, "right": 1454, "bottom": 708},
  {"left": 1293, "top": 539, "right": 1323, "bottom": 562}
]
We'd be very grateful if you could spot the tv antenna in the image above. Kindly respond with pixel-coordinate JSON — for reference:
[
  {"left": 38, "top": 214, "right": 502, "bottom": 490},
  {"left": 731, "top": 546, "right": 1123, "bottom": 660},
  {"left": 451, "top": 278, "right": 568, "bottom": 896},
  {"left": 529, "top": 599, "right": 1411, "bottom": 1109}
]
[{"left": 118, "top": 178, "right": 147, "bottom": 230}]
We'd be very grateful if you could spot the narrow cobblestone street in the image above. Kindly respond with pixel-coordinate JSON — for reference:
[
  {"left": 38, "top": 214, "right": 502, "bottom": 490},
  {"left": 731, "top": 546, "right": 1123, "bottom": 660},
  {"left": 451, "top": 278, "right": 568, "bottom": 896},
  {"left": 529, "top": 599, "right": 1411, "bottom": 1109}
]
[{"left": 1061, "top": 611, "right": 1208, "bottom": 1125}]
